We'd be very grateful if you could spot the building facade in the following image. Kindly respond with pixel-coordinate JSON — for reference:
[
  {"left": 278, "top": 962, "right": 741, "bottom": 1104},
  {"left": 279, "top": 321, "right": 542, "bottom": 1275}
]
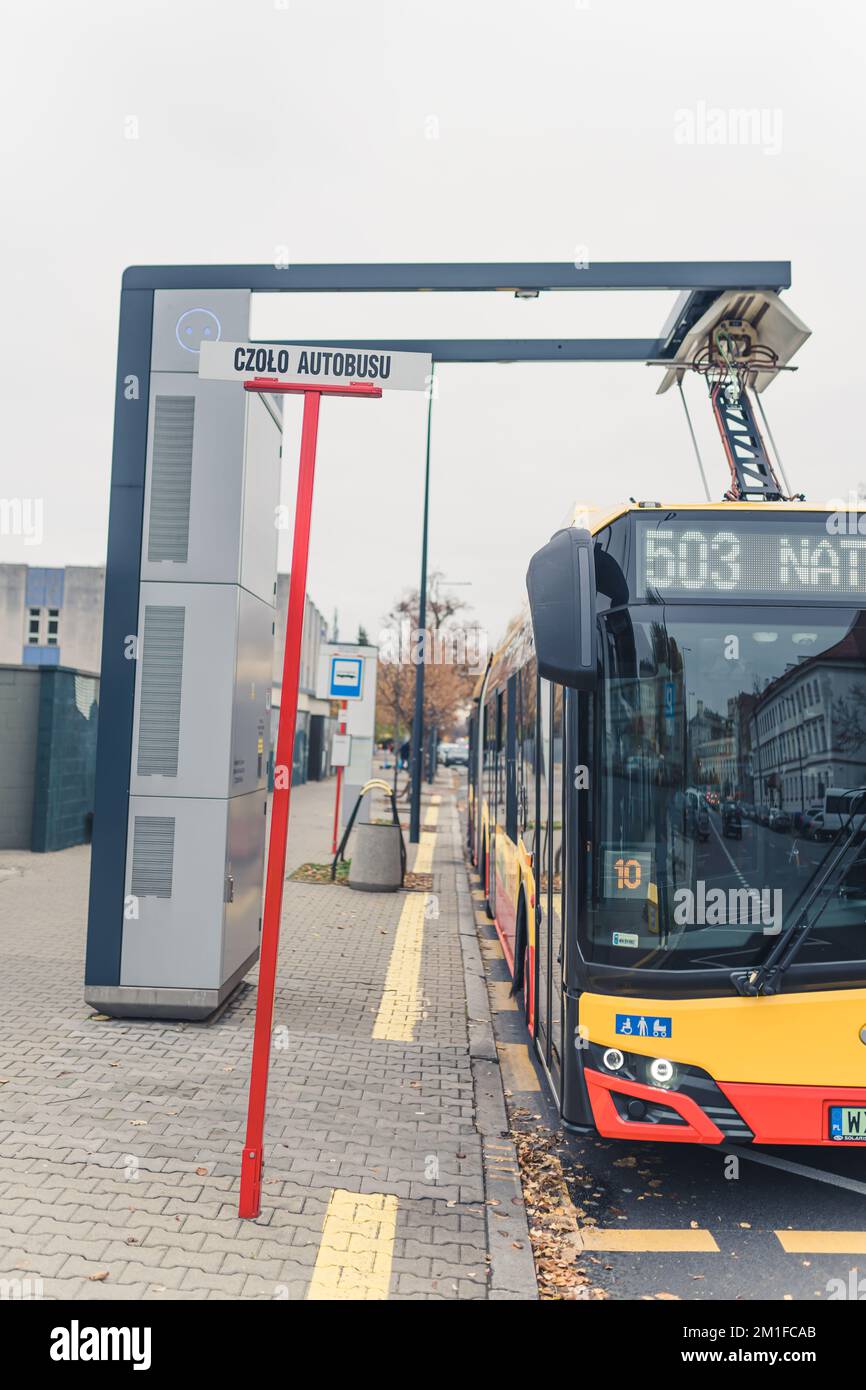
[
  {"left": 748, "top": 649, "right": 866, "bottom": 810},
  {"left": 0, "top": 565, "right": 105, "bottom": 672},
  {"left": 271, "top": 574, "right": 336, "bottom": 785},
  {"left": 0, "top": 564, "right": 336, "bottom": 799}
]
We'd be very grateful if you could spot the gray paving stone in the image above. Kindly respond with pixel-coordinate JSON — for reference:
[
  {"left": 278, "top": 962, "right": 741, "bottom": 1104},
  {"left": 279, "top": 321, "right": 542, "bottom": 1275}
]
[{"left": 0, "top": 770, "right": 536, "bottom": 1301}]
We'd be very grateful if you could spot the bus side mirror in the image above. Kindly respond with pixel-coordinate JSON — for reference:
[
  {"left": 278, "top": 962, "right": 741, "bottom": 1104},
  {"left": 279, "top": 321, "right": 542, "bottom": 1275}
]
[{"left": 526, "top": 527, "right": 597, "bottom": 690}]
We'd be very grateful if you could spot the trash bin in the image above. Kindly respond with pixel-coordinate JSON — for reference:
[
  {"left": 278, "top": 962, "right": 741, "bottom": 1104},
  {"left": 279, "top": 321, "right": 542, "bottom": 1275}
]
[{"left": 348, "top": 822, "right": 404, "bottom": 892}]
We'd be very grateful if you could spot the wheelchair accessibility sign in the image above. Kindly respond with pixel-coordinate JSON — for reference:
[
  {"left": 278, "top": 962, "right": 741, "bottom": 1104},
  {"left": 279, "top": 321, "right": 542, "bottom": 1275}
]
[{"left": 616, "top": 1013, "right": 671, "bottom": 1039}]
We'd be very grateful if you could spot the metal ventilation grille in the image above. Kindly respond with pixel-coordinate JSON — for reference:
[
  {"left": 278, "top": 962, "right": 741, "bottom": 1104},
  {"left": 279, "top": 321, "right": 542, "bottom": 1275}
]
[
  {"left": 137, "top": 605, "right": 185, "bottom": 776},
  {"left": 148, "top": 396, "right": 194, "bottom": 562},
  {"left": 130, "top": 815, "right": 176, "bottom": 899}
]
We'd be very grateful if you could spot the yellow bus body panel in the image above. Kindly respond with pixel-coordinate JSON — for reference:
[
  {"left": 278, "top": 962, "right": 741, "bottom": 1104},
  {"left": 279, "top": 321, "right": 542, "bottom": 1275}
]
[{"left": 580, "top": 988, "right": 866, "bottom": 1086}]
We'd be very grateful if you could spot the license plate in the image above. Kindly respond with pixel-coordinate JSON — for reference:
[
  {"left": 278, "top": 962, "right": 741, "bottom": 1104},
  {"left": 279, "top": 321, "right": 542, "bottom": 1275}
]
[{"left": 829, "top": 1106, "right": 866, "bottom": 1141}]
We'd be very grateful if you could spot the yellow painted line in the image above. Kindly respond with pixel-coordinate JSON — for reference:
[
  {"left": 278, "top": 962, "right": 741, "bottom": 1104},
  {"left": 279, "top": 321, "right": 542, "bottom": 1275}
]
[
  {"left": 497, "top": 1042, "right": 541, "bottom": 1092},
  {"left": 489, "top": 981, "right": 517, "bottom": 1012},
  {"left": 307, "top": 1189, "right": 398, "bottom": 1300},
  {"left": 411, "top": 801, "right": 438, "bottom": 874},
  {"left": 412, "top": 834, "right": 435, "bottom": 874},
  {"left": 776, "top": 1230, "right": 866, "bottom": 1253},
  {"left": 372, "top": 892, "right": 426, "bottom": 1041},
  {"left": 577, "top": 1228, "right": 720, "bottom": 1253}
]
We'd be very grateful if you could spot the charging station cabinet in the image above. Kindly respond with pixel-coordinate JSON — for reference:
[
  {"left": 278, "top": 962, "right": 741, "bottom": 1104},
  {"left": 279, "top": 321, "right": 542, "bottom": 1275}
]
[{"left": 85, "top": 289, "right": 281, "bottom": 1018}]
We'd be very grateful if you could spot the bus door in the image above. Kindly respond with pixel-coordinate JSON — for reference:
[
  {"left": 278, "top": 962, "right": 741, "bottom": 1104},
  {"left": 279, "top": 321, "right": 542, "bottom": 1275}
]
[
  {"left": 534, "top": 677, "right": 564, "bottom": 1099},
  {"left": 549, "top": 684, "right": 565, "bottom": 1093}
]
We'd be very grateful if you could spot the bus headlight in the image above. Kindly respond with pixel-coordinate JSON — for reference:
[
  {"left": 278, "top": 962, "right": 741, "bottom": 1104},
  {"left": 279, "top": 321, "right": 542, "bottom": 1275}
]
[
  {"left": 649, "top": 1057, "right": 676, "bottom": 1086},
  {"left": 602, "top": 1048, "right": 625, "bottom": 1072}
]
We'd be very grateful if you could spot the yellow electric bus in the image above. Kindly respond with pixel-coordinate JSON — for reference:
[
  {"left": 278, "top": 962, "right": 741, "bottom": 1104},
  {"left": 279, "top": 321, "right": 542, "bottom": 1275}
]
[{"left": 468, "top": 501, "right": 866, "bottom": 1145}]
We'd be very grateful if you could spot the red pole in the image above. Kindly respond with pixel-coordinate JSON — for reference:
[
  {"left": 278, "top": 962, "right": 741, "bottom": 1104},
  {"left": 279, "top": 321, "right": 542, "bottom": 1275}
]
[
  {"left": 331, "top": 700, "right": 347, "bottom": 854},
  {"left": 237, "top": 376, "right": 380, "bottom": 1220},
  {"left": 238, "top": 388, "right": 321, "bottom": 1219}
]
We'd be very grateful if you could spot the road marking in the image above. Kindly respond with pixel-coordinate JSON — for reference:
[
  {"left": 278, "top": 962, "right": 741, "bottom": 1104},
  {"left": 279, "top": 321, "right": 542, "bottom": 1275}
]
[
  {"left": 489, "top": 980, "right": 517, "bottom": 1012},
  {"left": 412, "top": 802, "right": 438, "bottom": 875},
  {"left": 709, "top": 815, "right": 749, "bottom": 889},
  {"left": 373, "top": 891, "right": 427, "bottom": 1041},
  {"left": 307, "top": 1189, "right": 398, "bottom": 1300},
  {"left": 576, "top": 1228, "right": 720, "bottom": 1253},
  {"left": 497, "top": 1042, "right": 541, "bottom": 1092},
  {"left": 776, "top": 1230, "right": 866, "bottom": 1254},
  {"left": 723, "top": 1146, "right": 866, "bottom": 1197}
]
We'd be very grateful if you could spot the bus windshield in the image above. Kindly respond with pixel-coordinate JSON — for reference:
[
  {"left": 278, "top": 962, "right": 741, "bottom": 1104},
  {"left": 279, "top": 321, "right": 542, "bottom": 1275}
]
[{"left": 584, "top": 606, "right": 866, "bottom": 971}]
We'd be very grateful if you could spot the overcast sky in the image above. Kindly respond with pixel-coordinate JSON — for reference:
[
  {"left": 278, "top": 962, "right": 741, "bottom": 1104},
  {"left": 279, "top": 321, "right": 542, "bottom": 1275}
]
[{"left": 1, "top": 0, "right": 864, "bottom": 652}]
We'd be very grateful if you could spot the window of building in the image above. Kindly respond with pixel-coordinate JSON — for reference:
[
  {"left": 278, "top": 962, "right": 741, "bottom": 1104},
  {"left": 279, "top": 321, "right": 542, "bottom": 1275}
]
[{"left": 27, "top": 607, "right": 41, "bottom": 644}]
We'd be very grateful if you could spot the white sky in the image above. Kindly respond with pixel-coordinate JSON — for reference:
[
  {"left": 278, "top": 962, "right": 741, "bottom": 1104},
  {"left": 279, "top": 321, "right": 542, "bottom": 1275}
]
[{"left": 1, "top": 0, "right": 864, "bottom": 651}]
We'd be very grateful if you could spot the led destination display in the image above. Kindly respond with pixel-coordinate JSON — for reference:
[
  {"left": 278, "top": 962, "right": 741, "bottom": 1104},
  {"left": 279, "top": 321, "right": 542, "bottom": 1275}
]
[{"left": 637, "top": 518, "right": 866, "bottom": 599}]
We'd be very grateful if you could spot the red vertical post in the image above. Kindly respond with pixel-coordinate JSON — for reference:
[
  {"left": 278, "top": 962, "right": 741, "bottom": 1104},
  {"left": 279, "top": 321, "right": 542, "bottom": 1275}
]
[
  {"left": 331, "top": 700, "right": 348, "bottom": 853},
  {"left": 238, "top": 388, "right": 321, "bottom": 1219},
  {"left": 237, "top": 377, "right": 381, "bottom": 1220}
]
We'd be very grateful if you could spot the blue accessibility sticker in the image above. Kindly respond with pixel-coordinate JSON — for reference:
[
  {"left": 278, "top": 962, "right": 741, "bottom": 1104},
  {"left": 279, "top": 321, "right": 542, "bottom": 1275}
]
[{"left": 616, "top": 1013, "right": 672, "bottom": 1040}]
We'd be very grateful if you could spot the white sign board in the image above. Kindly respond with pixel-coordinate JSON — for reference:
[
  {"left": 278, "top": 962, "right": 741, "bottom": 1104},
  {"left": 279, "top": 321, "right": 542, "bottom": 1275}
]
[
  {"left": 331, "top": 733, "right": 351, "bottom": 768},
  {"left": 199, "top": 340, "right": 431, "bottom": 392},
  {"left": 328, "top": 654, "right": 364, "bottom": 701}
]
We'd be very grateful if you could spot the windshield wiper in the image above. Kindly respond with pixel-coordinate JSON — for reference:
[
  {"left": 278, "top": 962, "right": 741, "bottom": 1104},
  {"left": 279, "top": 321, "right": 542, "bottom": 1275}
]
[{"left": 731, "top": 789, "right": 866, "bottom": 997}]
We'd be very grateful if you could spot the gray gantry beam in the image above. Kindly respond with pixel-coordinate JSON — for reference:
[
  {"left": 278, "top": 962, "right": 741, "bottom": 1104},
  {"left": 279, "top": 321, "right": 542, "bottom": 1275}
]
[{"left": 121, "top": 262, "right": 791, "bottom": 363}]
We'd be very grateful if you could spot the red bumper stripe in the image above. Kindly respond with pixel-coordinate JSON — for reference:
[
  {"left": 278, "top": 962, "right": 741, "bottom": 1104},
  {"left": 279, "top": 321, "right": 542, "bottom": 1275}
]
[
  {"left": 719, "top": 1081, "right": 866, "bottom": 1147},
  {"left": 585, "top": 1068, "right": 724, "bottom": 1144}
]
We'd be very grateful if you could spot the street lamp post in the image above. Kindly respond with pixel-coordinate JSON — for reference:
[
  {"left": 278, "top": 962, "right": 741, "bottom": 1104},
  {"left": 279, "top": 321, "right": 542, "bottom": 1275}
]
[{"left": 409, "top": 369, "right": 435, "bottom": 843}]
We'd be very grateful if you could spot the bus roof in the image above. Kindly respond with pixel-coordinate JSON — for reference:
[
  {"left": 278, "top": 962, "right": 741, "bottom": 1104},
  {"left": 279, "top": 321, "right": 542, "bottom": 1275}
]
[{"left": 568, "top": 499, "right": 866, "bottom": 537}]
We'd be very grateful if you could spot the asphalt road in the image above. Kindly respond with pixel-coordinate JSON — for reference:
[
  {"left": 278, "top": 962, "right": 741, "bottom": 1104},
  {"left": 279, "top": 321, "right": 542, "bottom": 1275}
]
[{"left": 560, "top": 1125, "right": 866, "bottom": 1301}]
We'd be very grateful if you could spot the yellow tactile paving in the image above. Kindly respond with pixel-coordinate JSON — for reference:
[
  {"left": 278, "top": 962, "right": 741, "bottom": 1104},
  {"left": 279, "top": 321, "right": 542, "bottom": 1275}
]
[
  {"left": 577, "top": 1228, "right": 720, "bottom": 1252},
  {"left": 372, "top": 890, "right": 427, "bottom": 1041},
  {"left": 776, "top": 1230, "right": 866, "bottom": 1253},
  {"left": 497, "top": 1042, "right": 541, "bottom": 1092},
  {"left": 412, "top": 800, "right": 439, "bottom": 875},
  {"left": 307, "top": 1189, "right": 398, "bottom": 1300}
]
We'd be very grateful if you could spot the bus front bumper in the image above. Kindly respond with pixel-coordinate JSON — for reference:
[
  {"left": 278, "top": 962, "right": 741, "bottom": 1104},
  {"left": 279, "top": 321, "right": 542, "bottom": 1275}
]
[{"left": 585, "top": 1067, "right": 866, "bottom": 1146}]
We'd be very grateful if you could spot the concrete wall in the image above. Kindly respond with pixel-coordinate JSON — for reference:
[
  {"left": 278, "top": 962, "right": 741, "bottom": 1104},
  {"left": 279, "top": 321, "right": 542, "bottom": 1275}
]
[
  {"left": 0, "top": 665, "right": 40, "bottom": 847},
  {"left": 0, "top": 567, "right": 27, "bottom": 665},
  {"left": 59, "top": 567, "right": 105, "bottom": 673},
  {"left": 0, "top": 665, "right": 99, "bottom": 851},
  {"left": 31, "top": 669, "right": 99, "bottom": 851}
]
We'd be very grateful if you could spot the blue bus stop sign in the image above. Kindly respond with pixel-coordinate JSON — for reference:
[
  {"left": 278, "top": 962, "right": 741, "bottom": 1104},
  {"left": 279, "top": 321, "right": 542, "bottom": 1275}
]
[{"left": 328, "top": 655, "right": 364, "bottom": 700}]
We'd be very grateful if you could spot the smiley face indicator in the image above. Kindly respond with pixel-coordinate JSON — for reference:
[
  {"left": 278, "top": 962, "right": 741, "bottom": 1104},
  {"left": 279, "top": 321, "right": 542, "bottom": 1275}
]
[{"left": 175, "top": 308, "right": 222, "bottom": 354}]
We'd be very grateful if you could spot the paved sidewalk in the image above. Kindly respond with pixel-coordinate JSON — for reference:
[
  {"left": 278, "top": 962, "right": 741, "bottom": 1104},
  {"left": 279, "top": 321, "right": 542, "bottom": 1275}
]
[{"left": 0, "top": 768, "right": 537, "bottom": 1300}]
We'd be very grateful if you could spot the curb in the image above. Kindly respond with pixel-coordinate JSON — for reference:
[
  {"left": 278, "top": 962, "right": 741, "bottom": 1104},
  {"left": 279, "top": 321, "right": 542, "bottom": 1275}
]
[{"left": 449, "top": 797, "right": 538, "bottom": 1301}]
